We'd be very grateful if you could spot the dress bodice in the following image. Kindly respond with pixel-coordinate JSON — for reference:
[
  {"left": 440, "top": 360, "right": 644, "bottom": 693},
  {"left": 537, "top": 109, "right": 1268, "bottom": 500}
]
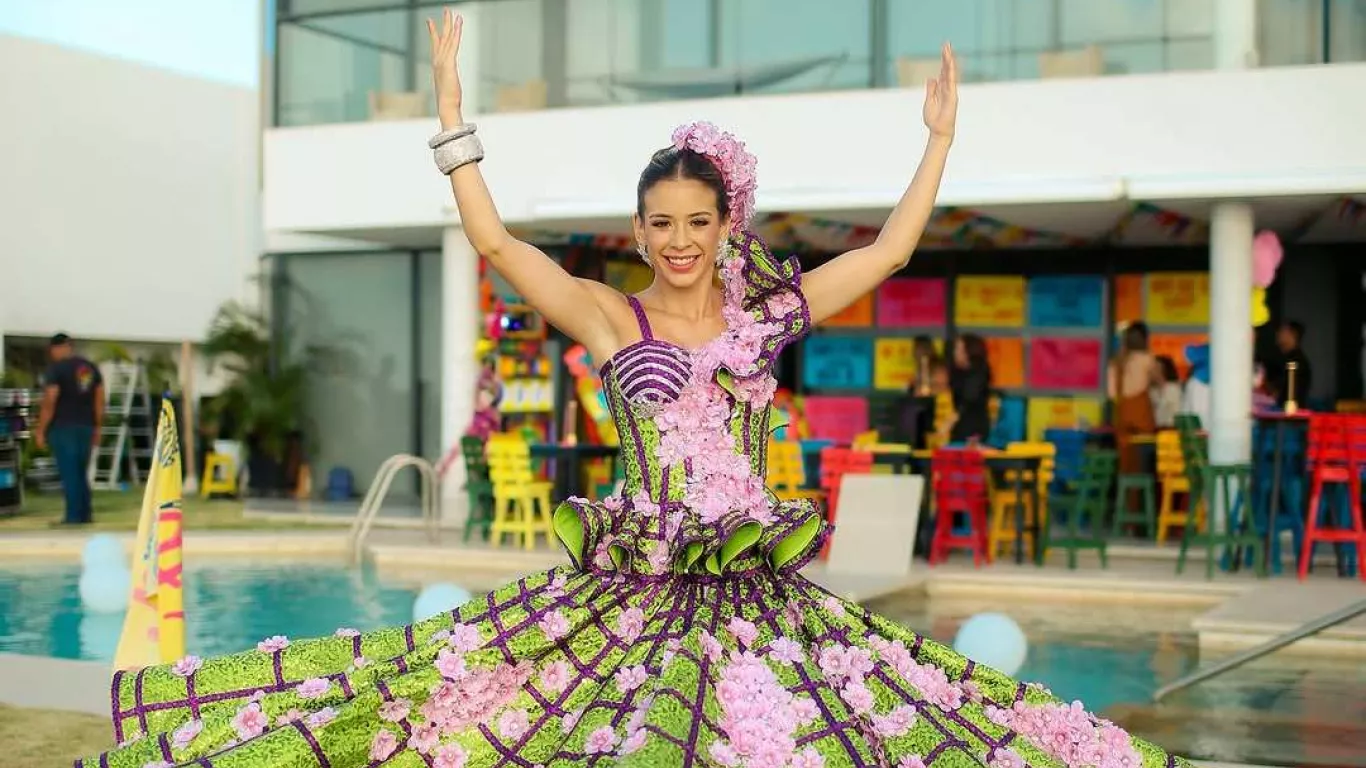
[{"left": 555, "top": 235, "right": 819, "bottom": 578}]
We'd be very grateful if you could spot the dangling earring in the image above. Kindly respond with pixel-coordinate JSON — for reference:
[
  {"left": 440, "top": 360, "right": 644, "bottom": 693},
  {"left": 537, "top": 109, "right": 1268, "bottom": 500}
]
[{"left": 636, "top": 243, "right": 649, "bottom": 264}]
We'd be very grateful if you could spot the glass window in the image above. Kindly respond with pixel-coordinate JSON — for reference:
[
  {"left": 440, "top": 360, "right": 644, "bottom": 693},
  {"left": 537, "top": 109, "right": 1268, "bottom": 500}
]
[
  {"left": 717, "top": 0, "right": 873, "bottom": 94},
  {"left": 1260, "top": 0, "right": 1325, "bottom": 66},
  {"left": 887, "top": 0, "right": 1056, "bottom": 84},
  {"left": 283, "top": 252, "right": 418, "bottom": 493},
  {"left": 286, "top": 0, "right": 408, "bottom": 15},
  {"left": 1329, "top": 0, "right": 1366, "bottom": 62},
  {"left": 416, "top": 251, "right": 444, "bottom": 463},
  {"left": 473, "top": 0, "right": 546, "bottom": 112},
  {"left": 278, "top": 9, "right": 412, "bottom": 126}
]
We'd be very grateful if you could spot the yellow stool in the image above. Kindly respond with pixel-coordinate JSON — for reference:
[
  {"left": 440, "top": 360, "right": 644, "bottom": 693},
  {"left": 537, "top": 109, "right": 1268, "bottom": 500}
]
[
  {"left": 988, "top": 441, "right": 1055, "bottom": 558},
  {"left": 200, "top": 453, "right": 238, "bottom": 498},
  {"left": 1154, "top": 430, "right": 1203, "bottom": 544},
  {"left": 486, "top": 434, "right": 555, "bottom": 550}
]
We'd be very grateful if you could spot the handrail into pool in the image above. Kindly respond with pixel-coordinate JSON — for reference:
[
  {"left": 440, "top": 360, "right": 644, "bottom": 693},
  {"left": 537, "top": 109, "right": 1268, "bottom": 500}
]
[
  {"left": 347, "top": 454, "right": 442, "bottom": 563},
  {"left": 1153, "top": 598, "right": 1366, "bottom": 702}
]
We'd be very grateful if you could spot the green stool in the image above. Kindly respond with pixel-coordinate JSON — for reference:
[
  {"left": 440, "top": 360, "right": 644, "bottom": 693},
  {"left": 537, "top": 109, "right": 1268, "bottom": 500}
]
[
  {"left": 1176, "top": 463, "right": 1266, "bottom": 580},
  {"left": 1112, "top": 473, "right": 1157, "bottom": 538},
  {"left": 1042, "top": 449, "right": 1116, "bottom": 569},
  {"left": 460, "top": 436, "right": 495, "bottom": 542}
]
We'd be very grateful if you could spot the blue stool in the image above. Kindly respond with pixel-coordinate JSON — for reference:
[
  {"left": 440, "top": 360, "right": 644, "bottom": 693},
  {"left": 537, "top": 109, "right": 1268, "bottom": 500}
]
[{"left": 324, "top": 467, "right": 355, "bottom": 502}]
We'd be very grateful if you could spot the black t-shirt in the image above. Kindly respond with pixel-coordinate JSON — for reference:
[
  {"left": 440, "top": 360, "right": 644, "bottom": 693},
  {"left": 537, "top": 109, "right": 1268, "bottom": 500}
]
[{"left": 43, "top": 356, "right": 104, "bottom": 428}]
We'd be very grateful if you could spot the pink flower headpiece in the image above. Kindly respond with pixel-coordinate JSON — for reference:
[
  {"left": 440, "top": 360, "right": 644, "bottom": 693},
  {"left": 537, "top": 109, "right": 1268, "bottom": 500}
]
[{"left": 670, "top": 121, "right": 758, "bottom": 236}]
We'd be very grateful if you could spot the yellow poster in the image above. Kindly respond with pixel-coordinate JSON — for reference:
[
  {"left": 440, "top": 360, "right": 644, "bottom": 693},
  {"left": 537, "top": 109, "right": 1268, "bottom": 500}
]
[
  {"left": 873, "top": 338, "right": 915, "bottom": 390},
  {"left": 955, "top": 276, "right": 1026, "bottom": 328},
  {"left": 114, "top": 400, "right": 186, "bottom": 669},
  {"left": 1146, "top": 272, "right": 1210, "bottom": 325},
  {"left": 603, "top": 261, "right": 653, "bottom": 295},
  {"left": 1026, "top": 396, "right": 1103, "bottom": 442}
]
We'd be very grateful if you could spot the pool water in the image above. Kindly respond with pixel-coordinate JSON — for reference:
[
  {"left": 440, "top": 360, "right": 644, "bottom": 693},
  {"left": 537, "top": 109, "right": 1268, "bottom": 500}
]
[{"left": 2, "top": 561, "right": 1363, "bottom": 766}]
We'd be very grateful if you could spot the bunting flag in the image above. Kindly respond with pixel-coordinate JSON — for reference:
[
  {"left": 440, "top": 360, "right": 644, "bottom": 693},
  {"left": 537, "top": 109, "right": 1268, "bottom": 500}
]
[{"left": 113, "top": 400, "right": 187, "bottom": 670}]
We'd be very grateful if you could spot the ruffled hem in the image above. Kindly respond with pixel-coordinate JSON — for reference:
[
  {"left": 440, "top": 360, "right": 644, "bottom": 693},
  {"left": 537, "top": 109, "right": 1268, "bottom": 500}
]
[
  {"left": 553, "top": 496, "right": 826, "bottom": 578},
  {"left": 729, "top": 231, "right": 811, "bottom": 384}
]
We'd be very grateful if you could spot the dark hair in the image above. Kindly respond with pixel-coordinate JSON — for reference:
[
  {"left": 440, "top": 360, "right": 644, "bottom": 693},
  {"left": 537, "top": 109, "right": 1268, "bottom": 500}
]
[
  {"left": 636, "top": 147, "right": 730, "bottom": 220},
  {"left": 1121, "top": 322, "right": 1149, "bottom": 353},
  {"left": 1281, "top": 320, "right": 1305, "bottom": 342},
  {"left": 49, "top": 333, "right": 71, "bottom": 347},
  {"left": 958, "top": 334, "right": 989, "bottom": 369},
  {"left": 1155, "top": 355, "right": 1180, "bottom": 383}
]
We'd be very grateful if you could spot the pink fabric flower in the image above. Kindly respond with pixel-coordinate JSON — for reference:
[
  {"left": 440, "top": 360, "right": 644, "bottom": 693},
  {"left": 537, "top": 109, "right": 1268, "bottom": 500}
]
[
  {"left": 170, "top": 655, "right": 201, "bottom": 677},
  {"left": 822, "top": 596, "right": 847, "bottom": 617},
  {"left": 448, "top": 623, "right": 483, "bottom": 653},
  {"left": 615, "top": 665, "right": 648, "bottom": 693},
  {"left": 725, "top": 617, "right": 758, "bottom": 648},
  {"left": 561, "top": 707, "right": 583, "bottom": 734},
  {"left": 231, "top": 702, "right": 268, "bottom": 740},
  {"left": 791, "top": 696, "right": 820, "bottom": 725},
  {"left": 584, "top": 725, "right": 619, "bottom": 754},
  {"left": 275, "top": 708, "right": 305, "bottom": 726},
  {"left": 334, "top": 627, "right": 360, "bottom": 638},
  {"left": 408, "top": 721, "right": 441, "bottom": 754},
  {"left": 369, "top": 729, "right": 399, "bottom": 761},
  {"left": 709, "top": 740, "right": 740, "bottom": 767},
  {"left": 839, "top": 681, "right": 875, "bottom": 715},
  {"left": 898, "top": 756, "right": 928, "bottom": 768},
  {"left": 498, "top": 708, "right": 530, "bottom": 741},
  {"left": 171, "top": 718, "right": 203, "bottom": 749},
  {"left": 616, "top": 607, "right": 646, "bottom": 643},
  {"left": 700, "top": 631, "right": 725, "bottom": 660},
  {"left": 619, "top": 727, "right": 648, "bottom": 756},
  {"left": 872, "top": 705, "right": 917, "bottom": 738},
  {"left": 256, "top": 635, "right": 289, "bottom": 653},
  {"left": 791, "top": 747, "right": 826, "bottom": 768},
  {"left": 767, "top": 637, "right": 805, "bottom": 665},
  {"left": 434, "top": 744, "right": 468, "bottom": 768},
  {"left": 539, "top": 609, "right": 570, "bottom": 640},
  {"left": 306, "top": 707, "right": 337, "bottom": 728},
  {"left": 989, "top": 749, "right": 1026, "bottom": 768},
  {"left": 296, "top": 677, "right": 331, "bottom": 700},
  {"left": 436, "top": 648, "right": 468, "bottom": 680},
  {"left": 141, "top": 762, "right": 171, "bottom": 768},
  {"left": 540, "top": 660, "right": 571, "bottom": 694},
  {"left": 670, "top": 121, "right": 758, "bottom": 235},
  {"left": 379, "top": 698, "right": 411, "bottom": 722}
]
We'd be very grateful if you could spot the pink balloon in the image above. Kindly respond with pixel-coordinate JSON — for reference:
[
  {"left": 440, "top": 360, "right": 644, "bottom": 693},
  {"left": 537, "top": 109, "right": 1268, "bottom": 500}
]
[{"left": 1252, "top": 230, "right": 1283, "bottom": 288}]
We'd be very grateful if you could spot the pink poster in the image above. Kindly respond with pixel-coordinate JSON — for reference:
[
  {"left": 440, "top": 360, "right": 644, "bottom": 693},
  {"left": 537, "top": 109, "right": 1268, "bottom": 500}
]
[
  {"left": 876, "top": 278, "right": 948, "bottom": 327},
  {"left": 803, "top": 396, "right": 869, "bottom": 444},
  {"left": 1028, "top": 338, "right": 1103, "bottom": 390}
]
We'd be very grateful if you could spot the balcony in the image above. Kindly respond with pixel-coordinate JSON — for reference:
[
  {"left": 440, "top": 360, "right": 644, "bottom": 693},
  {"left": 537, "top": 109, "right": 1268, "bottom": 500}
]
[{"left": 273, "top": 0, "right": 1366, "bottom": 127}]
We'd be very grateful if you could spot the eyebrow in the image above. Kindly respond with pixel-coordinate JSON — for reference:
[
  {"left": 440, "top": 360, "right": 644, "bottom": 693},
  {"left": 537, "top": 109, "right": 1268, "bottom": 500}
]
[{"left": 648, "top": 211, "right": 714, "bottom": 218}]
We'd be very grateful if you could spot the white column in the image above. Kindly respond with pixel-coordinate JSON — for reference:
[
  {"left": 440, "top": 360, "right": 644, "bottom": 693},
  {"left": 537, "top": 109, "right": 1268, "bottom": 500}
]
[
  {"left": 1209, "top": 203, "right": 1255, "bottom": 468},
  {"left": 440, "top": 225, "right": 480, "bottom": 526},
  {"left": 1214, "top": 0, "right": 1259, "bottom": 69}
]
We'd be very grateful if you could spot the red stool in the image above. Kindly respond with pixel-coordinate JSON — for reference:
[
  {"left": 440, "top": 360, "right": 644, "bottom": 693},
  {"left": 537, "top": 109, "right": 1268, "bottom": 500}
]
[
  {"left": 817, "top": 446, "right": 874, "bottom": 560},
  {"left": 1301, "top": 414, "right": 1366, "bottom": 581},
  {"left": 928, "top": 448, "right": 991, "bottom": 566}
]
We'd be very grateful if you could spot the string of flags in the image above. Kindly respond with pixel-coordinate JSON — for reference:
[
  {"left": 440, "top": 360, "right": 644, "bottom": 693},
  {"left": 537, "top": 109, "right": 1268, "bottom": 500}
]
[{"left": 512, "top": 196, "right": 1366, "bottom": 254}]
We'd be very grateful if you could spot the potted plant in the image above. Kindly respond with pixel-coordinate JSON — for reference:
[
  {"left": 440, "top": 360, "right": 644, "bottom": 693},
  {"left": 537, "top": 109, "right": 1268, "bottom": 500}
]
[{"left": 200, "top": 298, "right": 344, "bottom": 496}]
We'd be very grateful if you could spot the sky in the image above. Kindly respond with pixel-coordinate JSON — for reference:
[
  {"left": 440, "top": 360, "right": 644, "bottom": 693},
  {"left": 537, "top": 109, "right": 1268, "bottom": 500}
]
[{"left": 0, "top": 0, "right": 265, "bottom": 88}]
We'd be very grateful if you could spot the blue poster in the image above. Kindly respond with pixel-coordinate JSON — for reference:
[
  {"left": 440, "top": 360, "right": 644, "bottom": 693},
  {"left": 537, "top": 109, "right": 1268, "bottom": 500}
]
[
  {"left": 1028, "top": 276, "right": 1104, "bottom": 328},
  {"left": 802, "top": 336, "right": 873, "bottom": 390}
]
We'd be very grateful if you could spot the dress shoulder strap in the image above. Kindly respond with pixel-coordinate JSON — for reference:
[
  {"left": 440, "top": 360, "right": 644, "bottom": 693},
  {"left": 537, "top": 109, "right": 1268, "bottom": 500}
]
[{"left": 625, "top": 295, "right": 654, "bottom": 341}]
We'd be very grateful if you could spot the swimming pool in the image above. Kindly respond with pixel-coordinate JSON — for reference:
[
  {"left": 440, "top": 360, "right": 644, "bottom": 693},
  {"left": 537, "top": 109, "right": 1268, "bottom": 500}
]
[{"left": 1, "top": 560, "right": 1362, "bottom": 766}]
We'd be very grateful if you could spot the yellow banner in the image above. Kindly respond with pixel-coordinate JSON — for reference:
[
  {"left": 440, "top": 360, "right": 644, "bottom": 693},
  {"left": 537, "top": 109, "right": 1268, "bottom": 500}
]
[
  {"left": 1146, "top": 272, "right": 1210, "bottom": 325},
  {"left": 114, "top": 400, "right": 186, "bottom": 669},
  {"left": 873, "top": 338, "right": 916, "bottom": 390},
  {"left": 1026, "top": 396, "right": 1103, "bottom": 442},
  {"left": 954, "top": 276, "right": 1026, "bottom": 328}
]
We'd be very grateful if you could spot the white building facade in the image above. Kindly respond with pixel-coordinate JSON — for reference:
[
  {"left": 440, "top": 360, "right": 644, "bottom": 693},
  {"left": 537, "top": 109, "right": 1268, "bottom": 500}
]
[{"left": 261, "top": 0, "right": 1366, "bottom": 517}]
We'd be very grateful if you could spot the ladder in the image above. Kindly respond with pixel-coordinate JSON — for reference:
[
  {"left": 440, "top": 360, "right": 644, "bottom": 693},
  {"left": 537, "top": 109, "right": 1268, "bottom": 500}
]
[{"left": 88, "top": 362, "right": 154, "bottom": 490}]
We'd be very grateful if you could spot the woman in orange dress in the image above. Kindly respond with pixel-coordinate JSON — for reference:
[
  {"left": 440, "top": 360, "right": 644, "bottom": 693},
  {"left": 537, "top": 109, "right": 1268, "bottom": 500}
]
[{"left": 1107, "top": 322, "right": 1161, "bottom": 474}]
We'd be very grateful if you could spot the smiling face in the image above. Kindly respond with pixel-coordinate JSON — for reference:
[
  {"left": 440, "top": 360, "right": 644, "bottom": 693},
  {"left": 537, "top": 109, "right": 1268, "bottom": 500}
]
[{"left": 632, "top": 177, "right": 731, "bottom": 292}]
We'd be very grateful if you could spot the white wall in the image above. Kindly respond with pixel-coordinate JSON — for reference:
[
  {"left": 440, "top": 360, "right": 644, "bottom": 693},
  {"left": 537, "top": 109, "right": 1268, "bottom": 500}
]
[
  {"left": 0, "top": 34, "right": 260, "bottom": 343},
  {"left": 264, "top": 63, "right": 1366, "bottom": 236}
]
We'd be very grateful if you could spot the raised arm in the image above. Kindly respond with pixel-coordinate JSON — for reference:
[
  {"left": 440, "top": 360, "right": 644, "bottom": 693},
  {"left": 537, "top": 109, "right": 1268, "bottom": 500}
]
[
  {"left": 428, "top": 10, "right": 619, "bottom": 357},
  {"left": 803, "top": 43, "right": 958, "bottom": 325}
]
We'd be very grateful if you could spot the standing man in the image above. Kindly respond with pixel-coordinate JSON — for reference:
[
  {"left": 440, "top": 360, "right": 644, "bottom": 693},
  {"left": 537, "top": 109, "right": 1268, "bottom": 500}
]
[
  {"left": 1268, "top": 320, "right": 1313, "bottom": 407},
  {"left": 35, "top": 334, "right": 104, "bottom": 525}
]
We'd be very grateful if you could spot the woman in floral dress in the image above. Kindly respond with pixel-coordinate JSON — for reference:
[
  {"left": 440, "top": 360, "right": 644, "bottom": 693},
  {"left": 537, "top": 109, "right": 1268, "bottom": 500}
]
[{"left": 76, "top": 9, "right": 1187, "bottom": 768}]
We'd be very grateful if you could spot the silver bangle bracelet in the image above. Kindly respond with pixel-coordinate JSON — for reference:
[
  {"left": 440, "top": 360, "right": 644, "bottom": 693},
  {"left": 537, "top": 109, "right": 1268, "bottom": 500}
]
[
  {"left": 434, "top": 133, "right": 485, "bottom": 174},
  {"left": 427, "top": 123, "right": 477, "bottom": 149}
]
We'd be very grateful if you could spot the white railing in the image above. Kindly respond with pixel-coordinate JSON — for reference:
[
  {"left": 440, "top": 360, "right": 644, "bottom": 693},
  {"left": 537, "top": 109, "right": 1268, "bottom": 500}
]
[{"left": 347, "top": 454, "right": 441, "bottom": 563}]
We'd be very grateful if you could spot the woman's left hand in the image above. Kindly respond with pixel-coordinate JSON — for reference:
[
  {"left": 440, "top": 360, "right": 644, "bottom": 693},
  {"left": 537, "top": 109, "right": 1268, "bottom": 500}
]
[{"left": 922, "top": 42, "right": 959, "bottom": 141}]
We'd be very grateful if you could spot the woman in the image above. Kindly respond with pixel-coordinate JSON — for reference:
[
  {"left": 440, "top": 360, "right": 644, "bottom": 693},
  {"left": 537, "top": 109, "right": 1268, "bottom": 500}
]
[
  {"left": 1108, "top": 322, "right": 1161, "bottom": 474},
  {"left": 945, "top": 334, "right": 992, "bottom": 445},
  {"left": 78, "top": 11, "right": 1186, "bottom": 767},
  {"left": 1151, "top": 355, "right": 1182, "bottom": 429}
]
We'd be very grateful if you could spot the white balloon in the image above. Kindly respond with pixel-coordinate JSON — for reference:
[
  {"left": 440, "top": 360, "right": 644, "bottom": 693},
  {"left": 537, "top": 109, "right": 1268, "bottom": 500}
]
[
  {"left": 81, "top": 534, "right": 125, "bottom": 570},
  {"left": 79, "top": 564, "right": 132, "bottom": 614},
  {"left": 413, "top": 583, "right": 472, "bottom": 622},
  {"left": 953, "top": 612, "right": 1028, "bottom": 676}
]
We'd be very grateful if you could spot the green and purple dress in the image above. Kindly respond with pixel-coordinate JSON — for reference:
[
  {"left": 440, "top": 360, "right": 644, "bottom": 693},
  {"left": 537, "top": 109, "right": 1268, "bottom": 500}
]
[{"left": 78, "top": 234, "right": 1187, "bottom": 768}]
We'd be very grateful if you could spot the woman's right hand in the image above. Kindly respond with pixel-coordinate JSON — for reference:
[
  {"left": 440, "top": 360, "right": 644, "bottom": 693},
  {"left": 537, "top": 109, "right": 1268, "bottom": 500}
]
[{"left": 426, "top": 8, "right": 465, "bottom": 128}]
